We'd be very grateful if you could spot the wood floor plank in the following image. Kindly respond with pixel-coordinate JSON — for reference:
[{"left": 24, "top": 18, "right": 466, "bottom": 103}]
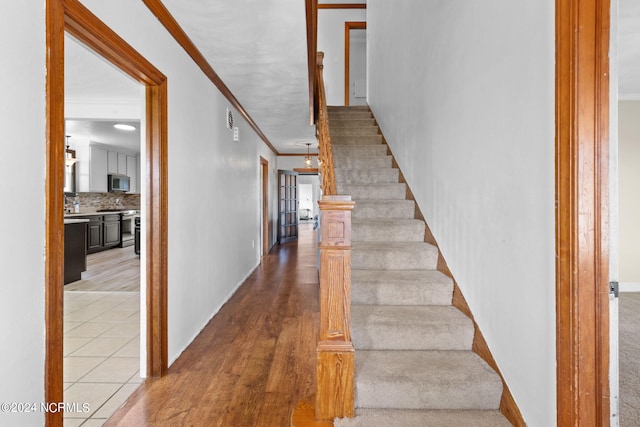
[{"left": 106, "top": 224, "right": 320, "bottom": 426}]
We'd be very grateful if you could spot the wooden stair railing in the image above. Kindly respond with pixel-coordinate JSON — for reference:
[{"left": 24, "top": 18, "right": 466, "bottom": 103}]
[
  {"left": 316, "top": 52, "right": 337, "bottom": 196},
  {"left": 314, "top": 51, "right": 355, "bottom": 422}
]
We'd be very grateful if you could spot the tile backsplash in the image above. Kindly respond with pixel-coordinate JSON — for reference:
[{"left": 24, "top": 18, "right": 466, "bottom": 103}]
[{"left": 64, "top": 192, "right": 141, "bottom": 213}]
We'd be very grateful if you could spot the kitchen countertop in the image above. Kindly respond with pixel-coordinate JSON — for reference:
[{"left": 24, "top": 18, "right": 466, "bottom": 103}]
[
  {"left": 64, "top": 218, "right": 91, "bottom": 224},
  {"left": 64, "top": 209, "right": 140, "bottom": 218}
]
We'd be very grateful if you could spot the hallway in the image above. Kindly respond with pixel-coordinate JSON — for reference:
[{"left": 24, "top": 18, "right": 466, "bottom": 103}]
[{"left": 105, "top": 223, "right": 319, "bottom": 426}]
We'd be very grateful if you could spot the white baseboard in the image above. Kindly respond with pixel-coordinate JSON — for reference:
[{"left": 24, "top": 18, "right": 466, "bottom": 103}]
[{"left": 619, "top": 282, "right": 640, "bottom": 292}]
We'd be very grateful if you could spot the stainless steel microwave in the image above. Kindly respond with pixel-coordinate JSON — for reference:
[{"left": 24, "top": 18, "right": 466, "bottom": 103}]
[{"left": 108, "top": 174, "right": 130, "bottom": 192}]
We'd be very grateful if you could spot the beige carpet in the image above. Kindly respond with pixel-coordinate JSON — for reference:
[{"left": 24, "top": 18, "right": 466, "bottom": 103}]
[{"left": 620, "top": 292, "right": 640, "bottom": 426}]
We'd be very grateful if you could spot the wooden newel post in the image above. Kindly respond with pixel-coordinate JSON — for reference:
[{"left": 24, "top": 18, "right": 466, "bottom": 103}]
[{"left": 316, "top": 195, "right": 356, "bottom": 421}]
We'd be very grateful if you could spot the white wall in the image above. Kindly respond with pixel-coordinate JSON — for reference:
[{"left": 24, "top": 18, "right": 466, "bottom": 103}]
[
  {"left": 76, "top": 0, "right": 280, "bottom": 364},
  {"left": 367, "top": 1, "right": 556, "bottom": 425},
  {"left": 0, "top": 3, "right": 46, "bottom": 426},
  {"left": 619, "top": 101, "right": 640, "bottom": 286},
  {"left": 0, "top": 3, "right": 278, "bottom": 421},
  {"left": 317, "top": 8, "right": 366, "bottom": 105}
]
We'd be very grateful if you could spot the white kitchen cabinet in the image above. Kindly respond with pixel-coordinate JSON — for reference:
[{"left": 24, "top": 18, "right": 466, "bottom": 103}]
[
  {"left": 89, "top": 146, "right": 108, "bottom": 192},
  {"left": 126, "top": 155, "right": 138, "bottom": 193},
  {"left": 117, "top": 153, "right": 127, "bottom": 175},
  {"left": 107, "top": 150, "right": 118, "bottom": 174}
]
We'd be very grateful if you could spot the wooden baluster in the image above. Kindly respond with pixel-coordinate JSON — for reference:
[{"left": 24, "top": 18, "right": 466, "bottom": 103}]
[{"left": 316, "top": 195, "right": 355, "bottom": 421}]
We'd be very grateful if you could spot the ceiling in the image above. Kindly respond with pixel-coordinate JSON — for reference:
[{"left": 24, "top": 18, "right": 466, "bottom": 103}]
[{"left": 64, "top": 1, "right": 640, "bottom": 155}]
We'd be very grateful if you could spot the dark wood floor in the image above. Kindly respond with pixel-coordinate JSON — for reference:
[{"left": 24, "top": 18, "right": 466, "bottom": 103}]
[{"left": 106, "top": 224, "right": 319, "bottom": 427}]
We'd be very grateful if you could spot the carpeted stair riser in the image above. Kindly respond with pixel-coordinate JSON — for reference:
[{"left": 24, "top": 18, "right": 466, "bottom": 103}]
[
  {"left": 334, "top": 155, "right": 392, "bottom": 169},
  {"left": 328, "top": 112, "right": 373, "bottom": 120},
  {"left": 352, "top": 242, "right": 438, "bottom": 270},
  {"left": 351, "top": 305, "right": 474, "bottom": 350},
  {"left": 331, "top": 135, "right": 384, "bottom": 145},
  {"left": 351, "top": 200, "right": 416, "bottom": 219},
  {"left": 330, "top": 119, "right": 377, "bottom": 128},
  {"left": 351, "top": 269, "right": 453, "bottom": 306},
  {"left": 353, "top": 219, "right": 425, "bottom": 242},
  {"left": 355, "top": 351, "right": 503, "bottom": 410},
  {"left": 333, "top": 145, "right": 387, "bottom": 157},
  {"left": 335, "top": 168, "right": 399, "bottom": 184},
  {"left": 333, "top": 409, "right": 512, "bottom": 427},
  {"left": 337, "top": 183, "right": 406, "bottom": 200}
]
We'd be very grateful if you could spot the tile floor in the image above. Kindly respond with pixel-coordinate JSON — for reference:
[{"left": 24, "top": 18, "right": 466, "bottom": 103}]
[{"left": 63, "top": 291, "right": 141, "bottom": 426}]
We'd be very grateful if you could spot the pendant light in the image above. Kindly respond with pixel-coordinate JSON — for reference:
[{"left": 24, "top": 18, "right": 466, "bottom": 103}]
[
  {"left": 65, "top": 135, "right": 77, "bottom": 167},
  {"left": 304, "top": 143, "right": 313, "bottom": 167}
]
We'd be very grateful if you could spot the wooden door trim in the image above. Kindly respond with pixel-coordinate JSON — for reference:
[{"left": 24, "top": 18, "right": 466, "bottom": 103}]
[
  {"left": 46, "top": 0, "right": 168, "bottom": 424},
  {"left": 344, "top": 22, "right": 366, "bottom": 106},
  {"left": 261, "top": 157, "right": 269, "bottom": 256},
  {"left": 318, "top": 4, "right": 366, "bottom": 9},
  {"left": 556, "top": 0, "right": 610, "bottom": 424}
]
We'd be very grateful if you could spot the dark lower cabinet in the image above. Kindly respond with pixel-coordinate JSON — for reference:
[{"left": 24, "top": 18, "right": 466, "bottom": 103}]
[
  {"left": 64, "top": 222, "right": 87, "bottom": 285},
  {"left": 87, "top": 217, "right": 103, "bottom": 252},
  {"left": 77, "top": 214, "right": 122, "bottom": 254},
  {"left": 103, "top": 214, "right": 121, "bottom": 247}
]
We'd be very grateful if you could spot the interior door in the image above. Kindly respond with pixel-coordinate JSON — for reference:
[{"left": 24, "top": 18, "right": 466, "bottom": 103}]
[{"left": 278, "top": 169, "right": 298, "bottom": 244}]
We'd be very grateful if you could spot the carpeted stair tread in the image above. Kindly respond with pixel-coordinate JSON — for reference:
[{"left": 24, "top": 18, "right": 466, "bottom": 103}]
[
  {"left": 338, "top": 183, "right": 407, "bottom": 200},
  {"left": 333, "top": 144, "right": 388, "bottom": 156},
  {"left": 335, "top": 168, "right": 399, "bottom": 184},
  {"left": 334, "top": 155, "right": 393, "bottom": 169},
  {"left": 334, "top": 409, "right": 512, "bottom": 427},
  {"left": 331, "top": 135, "right": 384, "bottom": 145},
  {"left": 331, "top": 127, "right": 380, "bottom": 137},
  {"left": 351, "top": 269, "right": 453, "bottom": 306},
  {"left": 352, "top": 218, "right": 425, "bottom": 242},
  {"left": 352, "top": 241, "right": 438, "bottom": 270},
  {"left": 351, "top": 200, "right": 416, "bottom": 219},
  {"left": 328, "top": 105, "right": 371, "bottom": 111},
  {"left": 355, "top": 350, "right": 503, "bottom": 410},
  {"left": 351, "top": 305, "right": 474, "bottom": 350}
]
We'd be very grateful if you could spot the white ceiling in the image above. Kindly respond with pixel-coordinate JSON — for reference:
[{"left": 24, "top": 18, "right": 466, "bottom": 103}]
[{"left": 64, "top": 1, "right": 640, "bottom": 155}]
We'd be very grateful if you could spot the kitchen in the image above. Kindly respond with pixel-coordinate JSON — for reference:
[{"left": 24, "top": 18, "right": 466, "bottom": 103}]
[
  {"left": 62, "top": 33, "right": 146, "bottom": 425},
  {"left": 61, "top": 120, "right": 145, "bottom": 425}
]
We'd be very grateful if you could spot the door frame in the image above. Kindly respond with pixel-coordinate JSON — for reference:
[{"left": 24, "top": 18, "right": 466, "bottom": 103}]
[
  {"left": 344, "top": 21, "right": 366, "bottom": 106},
  {"left": 261, "top": 157, "right": 269, "bottom": 256},
  {"left": 46, "top": 0, "right": 169, "bottom": 425},
  {"left": 555, "top": 0, "right": 610, "bottom": 424}
]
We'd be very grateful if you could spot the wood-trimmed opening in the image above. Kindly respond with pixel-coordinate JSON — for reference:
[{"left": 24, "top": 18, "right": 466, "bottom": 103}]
[
  {"left": 46, "top": 0, "right": 168, "bottom": 425},
  {"left": 344, "top": 22, "right": 366, "bottom": 106},
  {"left": 556, "top": 0, "right": 610, "bottom": 424},
  {"left": 261, "top": 157, "right": 269, "bottom": 256}
]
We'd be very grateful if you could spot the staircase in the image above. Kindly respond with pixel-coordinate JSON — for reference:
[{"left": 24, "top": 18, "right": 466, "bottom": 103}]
[{"left": 328, "top": 106, "right": 511, "bottom": 426}]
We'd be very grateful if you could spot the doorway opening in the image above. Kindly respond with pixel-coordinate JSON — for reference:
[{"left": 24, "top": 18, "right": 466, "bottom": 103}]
[
  {"left": 62, "top": 33, "right": 144, "bottom": 425},
  {"left": 46, "top": 1, "right": 168, "bottom": 425},
  {"left": 344, "top": 21, "right": 367, "bottom": 106},
  {"left": 261, "top": 157, "right": 270, "bottom": 256}
]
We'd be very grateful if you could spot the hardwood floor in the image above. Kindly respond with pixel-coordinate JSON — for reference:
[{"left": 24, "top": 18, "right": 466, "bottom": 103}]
[
  {"left": 105, "top": 224, "right": 320, "bottom": 426},
  {"left": 65, "top": 246, "right": 140, "bottom": 292}
]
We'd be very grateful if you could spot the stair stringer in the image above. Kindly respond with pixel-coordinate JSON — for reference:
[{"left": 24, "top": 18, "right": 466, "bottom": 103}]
[{"left": 383, "top": 135, "right": 526, "bottom": 427}]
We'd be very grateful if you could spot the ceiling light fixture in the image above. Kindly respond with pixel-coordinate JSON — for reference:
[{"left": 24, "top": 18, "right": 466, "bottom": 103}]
[
  {"left": 114, "top": 123, "right": 136, "bottom": 131},
  {"left": 304, "top": 143, "right": 313, "bottom": 168},
  {"left": 65, "top": 135, "right": 77, "bottom": 167}
]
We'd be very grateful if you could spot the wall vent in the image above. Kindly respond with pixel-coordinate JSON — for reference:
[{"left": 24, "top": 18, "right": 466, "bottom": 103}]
[{"left": 226, "top": 108, "right": 234, "bottom": 130}]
